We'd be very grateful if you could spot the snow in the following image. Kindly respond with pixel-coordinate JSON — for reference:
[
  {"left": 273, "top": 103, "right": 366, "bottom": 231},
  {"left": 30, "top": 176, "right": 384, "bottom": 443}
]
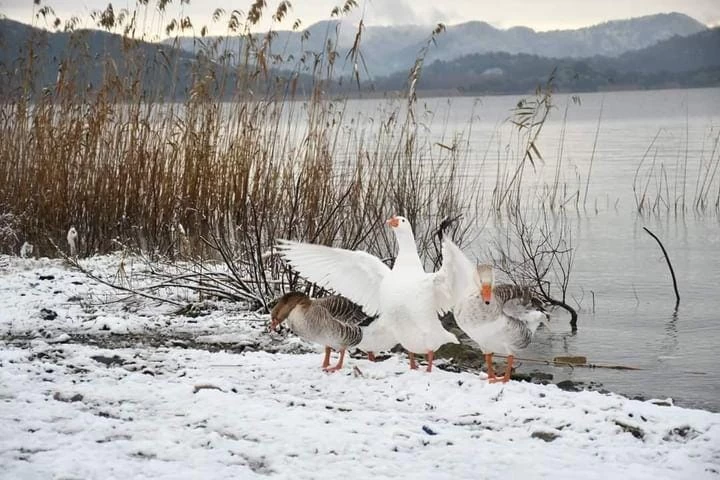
[{"left": 2, "top": 254, "right": 720, "bottom": 479}]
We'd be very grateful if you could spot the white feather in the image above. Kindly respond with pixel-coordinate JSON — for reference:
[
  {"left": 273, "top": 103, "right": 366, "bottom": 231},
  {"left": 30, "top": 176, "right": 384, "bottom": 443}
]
[
  {"left": 277, "top": 216, "right": 466, "bottom": 356},
  {"left": 432, "top": 236, "right": 477, "bottom": 314},
  {"left": 276, "top": 239, "right": 390, "bottom": 316}
]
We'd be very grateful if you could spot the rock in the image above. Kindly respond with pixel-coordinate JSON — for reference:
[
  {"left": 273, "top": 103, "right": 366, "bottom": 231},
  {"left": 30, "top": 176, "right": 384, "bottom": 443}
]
[
  {"left": 512, "top": 370, "right": 553, "bottom": 383},
  {"left": 91, "top": 355, "right": 126, "bottom": 367},
  {"left": 436, "top": 363, "right": 462, "bottom": 373},
  {"left": 530, "top": 371, "right": 554, "bottom": 381},
  {"left": 192, "top": 384, "right": 224, "bottom": 394},
  {"left": 663, "top": 425, "right": 699, "bottom": 442},
  {"left": 422, "top": 425, "right": 437, "bottom": 436},
  {"left": 435, "top": 342, "right": 483, "bottom": 367},
  {"left": 47, "top": 333, "right": 71, "bottom": 344},
  {"left": 38, "top": 274, "right": 55, "bottom": 281},
  {"left": 531, "top": 431, "right": 560, "bottom": 442},
  {"left": 53, "top": 392, "right": 83, "bottom": 403},
  {"left": 174, "top": 303, "right": 214, "bottom": 318},
  {"left": 614, "top": 420, "right": 645, "bottom": 440},
  {"left": 511, "top": 372, "right": 533, "bottom": 382},
  {"left": 556, "top": 380, "right": 582, "bottom": 392},
  {"left": 40, "top": 308, "right": 58, "bottom": 321}
]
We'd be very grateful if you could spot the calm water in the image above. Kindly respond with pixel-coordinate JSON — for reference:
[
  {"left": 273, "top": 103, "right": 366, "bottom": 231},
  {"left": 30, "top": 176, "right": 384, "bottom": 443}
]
[{"left": 338, "top": 88, "right": 720, "bottom": 411}]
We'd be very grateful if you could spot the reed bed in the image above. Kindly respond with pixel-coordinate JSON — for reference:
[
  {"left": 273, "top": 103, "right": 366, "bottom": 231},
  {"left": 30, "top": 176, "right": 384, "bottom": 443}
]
[
  {"left": 632, "top": 126, "right": 720, "bottom": 217},
  {"left": 0, "top": 1, "right": 622, "bottom": 324},
  {"left": 0, "top": 1, "right": 484, "bottom": 266}
]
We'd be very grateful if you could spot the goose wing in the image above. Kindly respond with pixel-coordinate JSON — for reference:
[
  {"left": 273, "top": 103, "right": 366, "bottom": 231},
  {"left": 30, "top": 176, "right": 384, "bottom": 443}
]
[
  {"left": 432, "top": 237, "right": 477, "bottom": 313},
  {"left": 277, "top": 239, "right": 390, "bottom": 316},
  {"left": 314, "top": 295, "right": 374, "bottom": 326},
  {"left": 495, "top": 284, "right": 549, "bottom": 331}
]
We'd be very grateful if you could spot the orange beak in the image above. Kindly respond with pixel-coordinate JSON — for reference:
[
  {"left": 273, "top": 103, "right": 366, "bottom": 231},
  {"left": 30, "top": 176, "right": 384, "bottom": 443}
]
[
  {"left": 386, "top": 216, "right": 400, "bottom": 228},
  {"left": 481, "top": 283, "right": 492, "bottom": 304}
]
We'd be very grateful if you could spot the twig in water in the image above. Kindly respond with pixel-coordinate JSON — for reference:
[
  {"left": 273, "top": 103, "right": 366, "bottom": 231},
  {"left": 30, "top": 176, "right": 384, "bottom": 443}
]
[
  {"left": 631, "top": 283, "right": 640, "bottom": 307},
  {"left": 642, "top": 227, "right": 680, "bottom": 310},
  {"left": 492, "top": 353, "right": 643, "bottom": 371}
]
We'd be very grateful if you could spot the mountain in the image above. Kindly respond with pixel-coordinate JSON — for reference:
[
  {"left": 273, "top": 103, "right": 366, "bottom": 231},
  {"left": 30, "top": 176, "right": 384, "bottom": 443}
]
[
  {"left": 1, "top": 16, "right": 717, "bottom": 100},
  {"left": 372, "top": 28, "right": 720, "bottom": 94},
  {"left": 609, "top": 28, "right": 720, "bottom": 73},
  {"left": 168, "top": 13, "right": 708, "bottom": 77},
  {"left": 0, "top": 18, "right": 198, "bottom": 99}
]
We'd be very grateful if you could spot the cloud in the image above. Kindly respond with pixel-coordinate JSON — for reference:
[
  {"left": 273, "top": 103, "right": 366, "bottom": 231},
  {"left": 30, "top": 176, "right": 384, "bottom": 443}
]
[{"left": 357, "top": 0, "right": 448, "bottom": 25}]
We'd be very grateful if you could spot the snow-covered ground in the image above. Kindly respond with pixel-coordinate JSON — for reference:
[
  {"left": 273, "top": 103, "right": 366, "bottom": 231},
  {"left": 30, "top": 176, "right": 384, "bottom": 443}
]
[{"left": 1, "top": 255, "right": 719, "bottom": 479}]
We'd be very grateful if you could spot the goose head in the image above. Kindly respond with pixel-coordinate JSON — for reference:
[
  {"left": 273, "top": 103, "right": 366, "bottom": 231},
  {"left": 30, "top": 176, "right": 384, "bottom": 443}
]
[
  {"left": 386, "top": 215, "right": 413, "bottom": 235},
  {"left": 474, "top": 264, "right": 495, "bottom": 305},
  {"left": 270, "top": 291, "right": 310, "bottom": 331}
]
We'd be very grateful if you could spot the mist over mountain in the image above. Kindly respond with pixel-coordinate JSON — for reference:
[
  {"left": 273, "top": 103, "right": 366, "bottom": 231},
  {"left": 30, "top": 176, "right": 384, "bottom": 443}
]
[
  {"left": 1, "top": 12, "right": 717, "bottom": 99},
  {"left": 373, "top": 28, "right": 720, "bottom": 94},
  {"left": 168, "top": 12, "right": 708, "bottom": 77}
]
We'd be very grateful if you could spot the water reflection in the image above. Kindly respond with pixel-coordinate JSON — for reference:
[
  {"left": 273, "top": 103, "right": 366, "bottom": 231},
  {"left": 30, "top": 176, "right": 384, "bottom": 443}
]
[{"left": 659, "top": 310, "right": 679, "bottom": 359}]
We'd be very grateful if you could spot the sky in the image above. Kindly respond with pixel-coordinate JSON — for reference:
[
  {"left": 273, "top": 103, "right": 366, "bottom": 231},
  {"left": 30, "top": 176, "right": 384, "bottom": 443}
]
[{"left": 1, "top": 0, "right": 718, "bottom": 36}]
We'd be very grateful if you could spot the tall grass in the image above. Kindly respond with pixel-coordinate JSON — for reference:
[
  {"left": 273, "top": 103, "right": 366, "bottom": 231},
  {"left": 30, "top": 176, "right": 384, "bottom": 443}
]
[
  {"left": 0, "top": 1, "right": 482, "bottom": 265},
  {"left": 632, "top": 126, "right": 720, "bottom": 217}
]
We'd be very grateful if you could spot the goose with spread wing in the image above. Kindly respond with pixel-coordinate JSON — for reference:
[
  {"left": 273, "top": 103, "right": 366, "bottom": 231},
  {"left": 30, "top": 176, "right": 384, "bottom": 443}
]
[
  {"left": 270, "top": 292, "right": 373, "bottom": 372},
  {"left": 277, "top": 215, "right": 463, "bottom": 372}
]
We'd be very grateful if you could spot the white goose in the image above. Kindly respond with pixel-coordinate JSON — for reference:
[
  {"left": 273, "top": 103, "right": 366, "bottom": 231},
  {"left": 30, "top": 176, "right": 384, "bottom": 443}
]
[
  {"left": 270, "top": 292, "right": 371, "bottom": 372},
  {"left": 355, "top": 317, "right": 398, "bottom": 362},
  {"left": 442, "top": 235, "right": 550, "bottom": 382},
  {"left": 277, "top": 215, "right": 464, "bottom": 372}
]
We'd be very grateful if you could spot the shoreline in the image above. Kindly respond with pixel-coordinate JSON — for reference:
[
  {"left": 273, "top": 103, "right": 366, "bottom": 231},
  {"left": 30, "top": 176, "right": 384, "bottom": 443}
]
[{"left": 0, "top": 253, "right": 716, "bottom": 413}]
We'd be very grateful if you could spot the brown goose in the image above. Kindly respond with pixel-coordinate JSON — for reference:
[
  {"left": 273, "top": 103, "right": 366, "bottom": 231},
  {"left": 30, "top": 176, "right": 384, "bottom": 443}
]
[{"left": 270, "top": 292, "right": 369, "bottom": 372}]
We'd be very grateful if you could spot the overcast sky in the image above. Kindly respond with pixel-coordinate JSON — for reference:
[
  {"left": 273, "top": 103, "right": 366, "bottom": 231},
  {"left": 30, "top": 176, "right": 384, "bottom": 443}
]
[{"left": 1, "top": 0, "right": 718, "bottom": 35}]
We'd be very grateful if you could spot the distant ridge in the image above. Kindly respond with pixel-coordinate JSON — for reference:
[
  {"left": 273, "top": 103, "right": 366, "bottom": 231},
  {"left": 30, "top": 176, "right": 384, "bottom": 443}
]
[
  {"left": 168, "top": 12, "right": 708, "bottom": 76},
  {"left": 0, "top": 13, "right": 717, "bottom": 98},
  {"left": 372, "top": 28, "right": 720, "bottom": 94}
]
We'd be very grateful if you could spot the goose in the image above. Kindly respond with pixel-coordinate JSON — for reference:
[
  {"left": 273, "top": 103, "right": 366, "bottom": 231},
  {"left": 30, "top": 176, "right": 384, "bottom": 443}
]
[
  {"left": 355, "top": 317, "right": 398, "bottom": 362},
  {"left": 453, "top": 260, "right": 550, "bottom": 383},
  {"left": 270, "top": 292, "right": 372, "bottom": 372},
  {"left": 277, "top": 215, "right": 464, "bottom": 372},
  {"left": 67, "top": 226, "right": 78, "bottom": 257}
]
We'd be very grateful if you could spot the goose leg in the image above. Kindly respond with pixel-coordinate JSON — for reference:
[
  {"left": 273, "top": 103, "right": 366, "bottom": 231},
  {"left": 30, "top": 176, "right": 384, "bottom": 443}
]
[
  {"left": 324, "top": 349, "right": 346, "bottom": 373},
  {"left": 500, "top": 355, "right": 514, "bottom": 383},
  {"left": 367, "top": 352, "right": 376, "bottom": 362},
  {"left": 485, "top": 353, "right": 499, "bottom": 383},
  {"left": 409, "top": 352, "right": 418, "bottom": 370},
  {"left": 321, "top": 346, "right": 332, "bottom": 369},
  {"left": 426, "top": 351, "right": 434, "bottom": 373}
]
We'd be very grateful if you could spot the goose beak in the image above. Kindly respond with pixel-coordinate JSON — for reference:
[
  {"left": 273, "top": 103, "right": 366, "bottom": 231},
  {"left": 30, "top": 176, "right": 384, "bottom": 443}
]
[
  {"left": 481, "top": 283, "right": 492, "bottom": 305},
  {"left": 386, "top": 216, "right": 400, "bottom": 228},
  {"left": 269, "top": 317, "right": 280, "bottom": 331}
]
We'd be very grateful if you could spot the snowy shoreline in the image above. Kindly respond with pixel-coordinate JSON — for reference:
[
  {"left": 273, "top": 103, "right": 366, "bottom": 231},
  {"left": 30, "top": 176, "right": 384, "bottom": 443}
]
[{"left": 2, "top": 255, "right": 719, "bottom": 478}]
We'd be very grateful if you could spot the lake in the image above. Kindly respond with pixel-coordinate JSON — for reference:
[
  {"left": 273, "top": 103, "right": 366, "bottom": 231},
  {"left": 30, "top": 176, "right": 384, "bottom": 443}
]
[{"left": 339, "top": 88, "right": 720, "bottom": 411}]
